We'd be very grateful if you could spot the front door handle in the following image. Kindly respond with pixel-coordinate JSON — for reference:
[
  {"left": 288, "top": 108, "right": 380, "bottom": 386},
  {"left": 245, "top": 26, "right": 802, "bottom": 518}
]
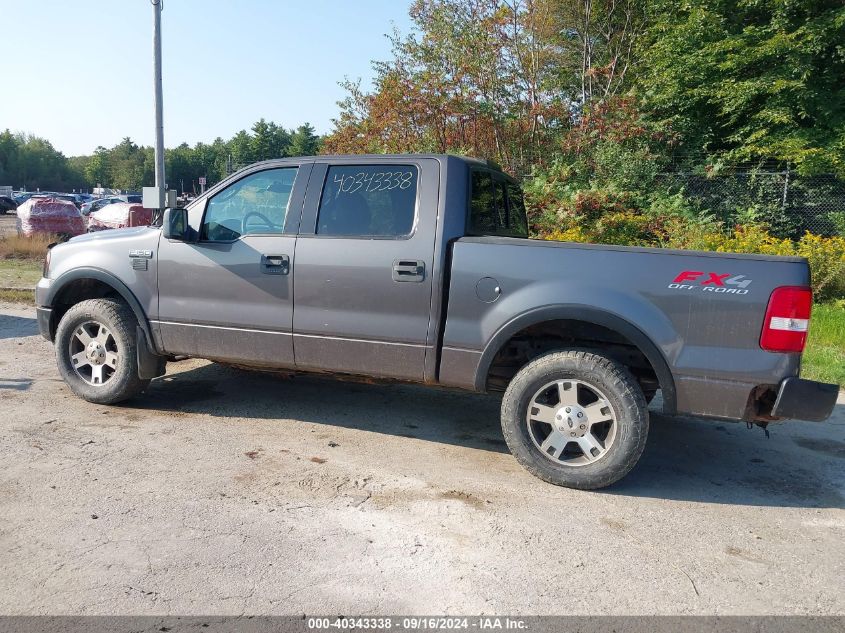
[
  {"left": 261, "top": 254, "right": 290, "bottom": 275},
  {"left": 392, "top": 259, "right": 425, "bottom": 282}
]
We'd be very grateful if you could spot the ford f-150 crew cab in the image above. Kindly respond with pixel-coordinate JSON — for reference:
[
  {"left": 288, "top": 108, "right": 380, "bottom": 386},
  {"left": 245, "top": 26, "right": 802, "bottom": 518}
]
[{"left": 35, "top": 155, "right": 839, "bottom": 489}]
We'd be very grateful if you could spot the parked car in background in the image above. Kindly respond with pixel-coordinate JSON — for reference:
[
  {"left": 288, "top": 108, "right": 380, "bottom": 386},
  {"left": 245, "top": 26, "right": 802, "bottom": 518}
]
[
  {"left": 81, "top": 197, "right": 123, "bottom": 216},
  {"left": 0, "top": 196, "right": 18, "bottom": 214},
  {"left": 87, "top": 202, "right": 153, "bottom": 232},
  {"left": 67, "top": 194, "right": 87, "bottom": 207},
  {"left": 119, "top": 194, "right": 143, "bottom": 204},
  {"left": 16, "top": 196, "right": 85, "bottom": 238},
  {"left": 13, "top": 192, "right": 34, "bottom": 205},
  {"left": 28, "top": 193, "right": 80, "bottom": 208},
  {"left": 53, "top": 194, "right": 83, "bottom": 209}
]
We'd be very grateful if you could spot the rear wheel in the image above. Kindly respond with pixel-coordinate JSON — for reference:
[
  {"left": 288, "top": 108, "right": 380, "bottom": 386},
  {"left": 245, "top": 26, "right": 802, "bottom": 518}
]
[
  {"left": 55, "top": 298, "right": 150, "bottom": 404},
  {"left": 501, "top": 350, "right": 649, "bottom": 490}
]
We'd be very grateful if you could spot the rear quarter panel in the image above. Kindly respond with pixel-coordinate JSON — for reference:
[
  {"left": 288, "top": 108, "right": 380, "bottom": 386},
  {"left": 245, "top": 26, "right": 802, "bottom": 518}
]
[{"left": 440, "top": 237, "right": 810, "bottom": 420}]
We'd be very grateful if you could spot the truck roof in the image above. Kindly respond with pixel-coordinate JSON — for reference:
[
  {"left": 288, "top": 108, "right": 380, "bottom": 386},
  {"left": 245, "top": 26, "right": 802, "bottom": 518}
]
[
  {"left": 316, "top": 153, "right": 492, "bottom": 163},
  {"left": 246, "top": 154, "right": 501, "bottom": 170}
]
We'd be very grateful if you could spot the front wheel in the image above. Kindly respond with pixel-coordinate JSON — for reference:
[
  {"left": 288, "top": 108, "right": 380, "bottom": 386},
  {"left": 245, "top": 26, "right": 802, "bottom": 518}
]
[
  {"left": 501, "top": 350, "right": 649, "bottom": 490},
  {"left": 55, "top": 298, "right": 150, "bottom": 404}
]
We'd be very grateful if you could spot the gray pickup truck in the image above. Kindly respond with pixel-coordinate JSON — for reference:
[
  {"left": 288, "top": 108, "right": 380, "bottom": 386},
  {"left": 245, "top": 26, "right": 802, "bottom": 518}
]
[{"left": 35, "top": 155, "right": 838, "bottom": 489}]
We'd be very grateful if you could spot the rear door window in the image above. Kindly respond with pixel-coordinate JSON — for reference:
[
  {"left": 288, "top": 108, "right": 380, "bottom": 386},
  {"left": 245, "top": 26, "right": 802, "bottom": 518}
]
[{"left": 317, "top": 165, "right": 418, "bottom": 237}]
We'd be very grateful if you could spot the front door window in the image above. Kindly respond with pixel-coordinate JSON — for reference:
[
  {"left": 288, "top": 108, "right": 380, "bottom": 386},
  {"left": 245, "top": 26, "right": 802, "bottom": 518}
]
[{"left": 202, "top": 167, "right": 298, "bottom": 241}]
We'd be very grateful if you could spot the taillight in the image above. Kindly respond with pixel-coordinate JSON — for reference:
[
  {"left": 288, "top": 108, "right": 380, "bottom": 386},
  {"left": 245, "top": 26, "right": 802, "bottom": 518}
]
[{"left": 760, "top": 286, "right": 812, "bottom": 353}]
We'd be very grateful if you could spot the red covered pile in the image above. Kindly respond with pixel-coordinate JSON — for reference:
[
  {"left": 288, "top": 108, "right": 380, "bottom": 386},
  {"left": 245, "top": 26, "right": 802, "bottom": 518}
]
[
  {"left": 87, "top": 202, "right": 154, "bottom": 232},
  {"left": 16, "top": 197, "right": 85, "bottom": 237}
]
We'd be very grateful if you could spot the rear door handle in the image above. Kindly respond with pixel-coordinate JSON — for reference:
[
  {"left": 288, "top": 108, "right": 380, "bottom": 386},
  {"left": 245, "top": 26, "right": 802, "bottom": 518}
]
[
  {"left": 392, "top": 259, "right": 425, "bottom": 282},
  {"left": 261, "top": 254, "right": 290, "bottom": 275}
]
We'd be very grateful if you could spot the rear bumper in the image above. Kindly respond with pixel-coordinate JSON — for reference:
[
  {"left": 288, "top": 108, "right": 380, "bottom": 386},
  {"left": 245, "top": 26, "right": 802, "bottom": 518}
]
[{"left": 771, "top": 377, "right": 838, "bottom": 422}]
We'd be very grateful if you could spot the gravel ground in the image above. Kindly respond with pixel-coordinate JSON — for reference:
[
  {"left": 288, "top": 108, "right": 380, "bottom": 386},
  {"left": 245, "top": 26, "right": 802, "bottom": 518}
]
[{"left": 0, "top": 302, "right": 843, "bottom": 615}]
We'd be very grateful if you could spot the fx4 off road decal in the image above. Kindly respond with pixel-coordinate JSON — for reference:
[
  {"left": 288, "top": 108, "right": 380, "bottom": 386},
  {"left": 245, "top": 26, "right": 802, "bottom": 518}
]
[{"left": 668, "top": 271, "right": 752, "bottom": 295}]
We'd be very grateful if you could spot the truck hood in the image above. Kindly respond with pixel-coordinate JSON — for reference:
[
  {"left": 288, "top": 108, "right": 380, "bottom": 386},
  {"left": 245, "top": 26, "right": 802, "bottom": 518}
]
[
  {"left": 66, "top": 226, "right": 159, "bottom": 245},
  {"left": 47, "top": 224, "right": 163, "bottom": 283}
]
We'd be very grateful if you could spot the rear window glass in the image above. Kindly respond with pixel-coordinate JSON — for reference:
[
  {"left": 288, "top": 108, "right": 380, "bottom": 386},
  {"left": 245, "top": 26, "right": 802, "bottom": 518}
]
[
  {"left": 317, "top": 165, "right": 418, "bottom": 237},
  {"left": 468, "top": 169, "right": 528, "bottom": 238},
  {"left": 469, "top": 171, "right": 495, "bottom": 234},
  {"left": 506, "top": 183, "right": 529, "bottom": 236}
]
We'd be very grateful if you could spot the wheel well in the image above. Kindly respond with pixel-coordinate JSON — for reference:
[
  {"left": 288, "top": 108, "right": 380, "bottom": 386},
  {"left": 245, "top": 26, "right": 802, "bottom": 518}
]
[
  {"left": 485, "top": 319, "right": 662, "bottom": 396},
  {"left": 49, "top": 278, "right": 123, "bottom": 339}
]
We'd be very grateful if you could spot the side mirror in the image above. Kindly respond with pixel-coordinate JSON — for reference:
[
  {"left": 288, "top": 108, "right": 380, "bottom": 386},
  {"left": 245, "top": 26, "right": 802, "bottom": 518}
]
[{"left": 162, "top": 207, "right": 192, "bottom": 241}]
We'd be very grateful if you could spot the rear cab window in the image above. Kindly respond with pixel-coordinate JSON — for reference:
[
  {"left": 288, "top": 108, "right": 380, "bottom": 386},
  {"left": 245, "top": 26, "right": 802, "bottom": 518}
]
[{"left": 468, "top": 168, "right": 528, "bottom": 238}]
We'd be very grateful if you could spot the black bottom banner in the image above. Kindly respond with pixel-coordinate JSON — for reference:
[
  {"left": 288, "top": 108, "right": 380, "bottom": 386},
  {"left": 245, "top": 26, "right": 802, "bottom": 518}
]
[{"left": 0, "top": 616, "right": 841, "bottom": 633}]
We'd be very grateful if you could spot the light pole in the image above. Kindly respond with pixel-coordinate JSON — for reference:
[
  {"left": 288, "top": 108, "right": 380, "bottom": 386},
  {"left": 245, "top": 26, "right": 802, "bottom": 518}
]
[{"left": 152, "top": 0, "right": 165, "bottom": 190}]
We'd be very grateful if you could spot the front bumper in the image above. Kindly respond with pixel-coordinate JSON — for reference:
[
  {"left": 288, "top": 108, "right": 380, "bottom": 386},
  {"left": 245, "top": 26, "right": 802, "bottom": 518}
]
[
  {"left": 771, "top": 377, "right": 838, "bottom": 422},
  {"left": 36, "top": 306, "right": 52, "bottom": 341},
  {"left": 35, "top": 277, "right": 53, "bottom": 341}
]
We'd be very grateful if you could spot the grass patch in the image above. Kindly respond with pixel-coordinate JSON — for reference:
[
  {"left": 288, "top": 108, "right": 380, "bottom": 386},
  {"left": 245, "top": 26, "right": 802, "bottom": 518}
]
[
  {"left": 0, "top": 234, "right": 48, "bottom": 300},
  {"left": 0, "top": 258, "right": 42, "bottom": 289},
  {"left": 0, "top": 233, "right": 55, "bottom": 259},
  {"left": 0, "top": 288, "right": 34, "bottom": 304},
  {"left": 803, "top": 303, "right": 845, "bottom": 388}
]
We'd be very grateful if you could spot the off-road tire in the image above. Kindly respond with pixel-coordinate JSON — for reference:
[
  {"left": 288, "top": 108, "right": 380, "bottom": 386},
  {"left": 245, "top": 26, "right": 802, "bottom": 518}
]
[
  {"left": 501, "top": 350, "right": 649, "bottom": 490},
  {"left": 55, "top": 298, "right": 150, "bottom": 404}
]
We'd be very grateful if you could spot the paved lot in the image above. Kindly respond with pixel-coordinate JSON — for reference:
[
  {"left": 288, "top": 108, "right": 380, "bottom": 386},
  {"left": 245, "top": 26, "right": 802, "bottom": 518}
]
[{"left": 0, "top": 302, "right": 843, "bottom": 615}]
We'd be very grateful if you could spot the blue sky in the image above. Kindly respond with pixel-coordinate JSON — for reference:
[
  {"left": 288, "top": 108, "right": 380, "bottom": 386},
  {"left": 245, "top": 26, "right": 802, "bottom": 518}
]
[{"left": 0, "top": 0, "right": 414, "bottom": 156}]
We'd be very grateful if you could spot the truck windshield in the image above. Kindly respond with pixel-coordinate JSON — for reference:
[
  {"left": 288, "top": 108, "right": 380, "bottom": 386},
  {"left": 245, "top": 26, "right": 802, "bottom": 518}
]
[{"left": 468, "top": 169, "right": 528, "bottom": 238}]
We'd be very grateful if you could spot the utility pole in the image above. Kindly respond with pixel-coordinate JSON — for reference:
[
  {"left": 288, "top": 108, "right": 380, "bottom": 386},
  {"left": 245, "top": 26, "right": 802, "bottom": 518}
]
[
  {"left": 152, "top": 0, "right": 165, "bottom": 190},
  {"left": 144, "top": 0, "right": 170, "bottom": 216}
]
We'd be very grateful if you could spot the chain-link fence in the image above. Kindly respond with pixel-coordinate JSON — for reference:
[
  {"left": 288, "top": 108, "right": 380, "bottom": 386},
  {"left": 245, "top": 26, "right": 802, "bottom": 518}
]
[{"left": 659, "top": 171, "right": 845, "bottom": 238}]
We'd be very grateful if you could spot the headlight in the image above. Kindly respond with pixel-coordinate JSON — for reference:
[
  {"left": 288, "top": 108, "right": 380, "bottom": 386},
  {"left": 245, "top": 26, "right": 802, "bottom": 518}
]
[{"left": 43, "top": 245, "right": 53, "bottom": 278}]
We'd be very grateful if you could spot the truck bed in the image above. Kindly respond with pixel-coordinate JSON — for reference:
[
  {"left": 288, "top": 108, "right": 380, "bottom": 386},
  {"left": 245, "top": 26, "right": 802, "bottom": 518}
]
[{"left": 439, "top": 236, "right": 810, "bottom": 420}]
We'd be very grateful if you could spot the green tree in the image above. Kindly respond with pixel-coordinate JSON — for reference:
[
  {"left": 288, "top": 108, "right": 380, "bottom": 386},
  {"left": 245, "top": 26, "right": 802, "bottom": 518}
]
[
  {"left": 66, "top": 155, "right": 90, "bottom": 190},
  {"left": 85, "top": 147, "right": 111, "bottom": 188},
  {"left": 108, "top": 137, "right": 147, "bottom": 191},
  {"left": 250, "top": 119, "right": 291, "bottom": 161},
  {"left": 0, "top": 131, "right": 84, "bottom": 191},
  {"left": 323, "top": 0, "right": 643, "bottom": 175},
  {"left": 289, "top": 123, "right": 321, "bottom": 156},
  {"left": 637, "top": 0, "right": 845, "bottom": 175},
  {"left": 228, "top": 129, "right": 255, "bottom": 168},
  {"left": 0, "top": 129, "right": 21, "bottom": 185},
  {"left": 209, "top": 137, "right": 230, "bottom": 182},
  {"left": 166, "top": 143, "right": 191, "bottom": 194}
]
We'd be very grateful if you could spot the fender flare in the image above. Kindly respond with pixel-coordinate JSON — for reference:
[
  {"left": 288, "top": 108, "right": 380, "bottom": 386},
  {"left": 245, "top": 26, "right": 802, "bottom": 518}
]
[
  {"left": 474, "top": 305, "right": 677, "bottom": 414},
  {"left": 45, "top": 267, "right": 156, "bottom": 350}
]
